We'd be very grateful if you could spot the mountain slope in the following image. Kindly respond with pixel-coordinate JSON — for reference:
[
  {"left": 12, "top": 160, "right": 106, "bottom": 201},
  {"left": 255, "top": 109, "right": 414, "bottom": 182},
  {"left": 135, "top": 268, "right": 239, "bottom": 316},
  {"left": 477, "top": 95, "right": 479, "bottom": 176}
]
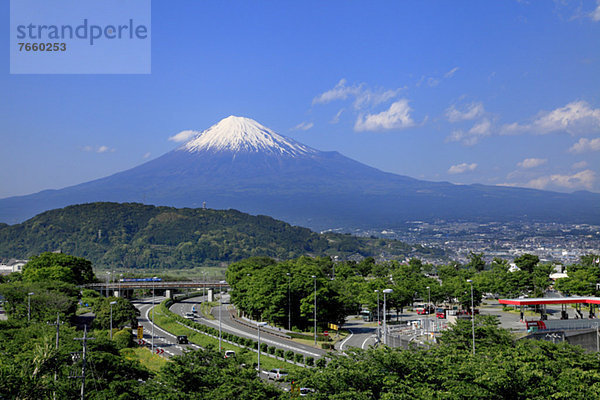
[
  {"left": 1, "top": 116, "right": 599, "bottom": 229},
  {"left": 0, "top": 202, "right": 443, "bottom": 268}
]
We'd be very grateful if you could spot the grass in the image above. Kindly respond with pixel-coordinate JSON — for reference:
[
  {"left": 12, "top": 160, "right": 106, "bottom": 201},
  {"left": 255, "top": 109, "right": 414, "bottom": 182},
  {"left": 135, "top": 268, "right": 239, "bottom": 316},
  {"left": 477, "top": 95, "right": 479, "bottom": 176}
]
[
  {"left": 200, "top": 301, "right": 218, "bottom": 320},
  {"left": 149, "top": 306, "right": 303, "bottom": 374},
  {"left": 121, "top": 347, "right": 168, "bottom": 373}
]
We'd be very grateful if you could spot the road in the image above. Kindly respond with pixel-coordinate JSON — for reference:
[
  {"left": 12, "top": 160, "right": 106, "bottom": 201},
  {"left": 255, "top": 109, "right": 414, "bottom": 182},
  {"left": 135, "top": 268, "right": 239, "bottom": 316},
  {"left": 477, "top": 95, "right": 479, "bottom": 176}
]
[
  {"left": 336, "top": 317, "right": 378, "bottom": 351},
  {"left": 132, "top": 296, "right": 201, "bottom": 358},
  {"left": 169, "top": 295, "right": 326, "bottom": 359}
]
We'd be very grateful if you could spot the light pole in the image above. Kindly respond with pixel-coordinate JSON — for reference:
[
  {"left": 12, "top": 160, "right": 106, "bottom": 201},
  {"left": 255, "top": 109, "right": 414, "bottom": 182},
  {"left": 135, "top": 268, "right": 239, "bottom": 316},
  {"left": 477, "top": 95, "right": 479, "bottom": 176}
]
[
  {"left": 202, "top": 270, "right": 206, "bottom": 302},
  {"left": 109, "top": 301, "right": 117, "bottom": 340},
  {"left": 27, "top": 292, "right": 34, "bottom": 322},
  {"left": 467, "top": 279, "right": 475, "bottom": 355},
  {"left": 219, "top": 280, "right": 226, "bottom": 352},
  {"left": 286, "top": 273, "right": 291, "bottom": 331},
  {"left": 383, "top": 289, "right": 393, "bottom": 345},
  {"left": 151, "top": 276, "right": 157, "bottom": 353},
  {"left": 312, "top": 275, "right": 317, "bottom": 346},
  {"left": 426, "top": 286, "right": 431, "bottom": 336},
  {"left": 105, "top": 272, "right": 111, "bottom": 298},
  {"left": 119, "top": 273, "right": 123, "bottom": 298},
  {"left": 375, "top": 290, "right": 380, "bottom": 340},
  {"left": 257, "top": 321, "right": 267, "bottom": 375}
]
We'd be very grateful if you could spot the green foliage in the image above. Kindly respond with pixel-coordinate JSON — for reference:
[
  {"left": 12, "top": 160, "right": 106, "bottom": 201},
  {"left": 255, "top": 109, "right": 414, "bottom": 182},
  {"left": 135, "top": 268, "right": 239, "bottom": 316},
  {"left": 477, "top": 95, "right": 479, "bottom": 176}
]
[
  {"left": 0, "top": 281, "right": 79, "bottom": 322},
  {"left": 22, "top": 252, "right": 95, "bottom": 285},
  {"left": 0, "top": 202, "right": 445, "bottom": 269},
  {"left": 297, "top": 319, "right": 600, "bottom": 399},
  {"left": 226, "top": 256, "right": 347, "bottom": 330},
  {"left": 140, "top": 346, "right": 283, "bottom": 399},
  {"left": 92, "top": 297, "right": 140, "bottom": 330}
]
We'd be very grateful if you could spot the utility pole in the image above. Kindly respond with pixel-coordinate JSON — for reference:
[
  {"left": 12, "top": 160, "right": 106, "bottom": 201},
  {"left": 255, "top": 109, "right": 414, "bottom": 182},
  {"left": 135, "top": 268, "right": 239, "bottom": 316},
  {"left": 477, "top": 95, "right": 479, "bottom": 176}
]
[
  {"left": 49, "top": 312, "right": 63, "bottom": 400},
  {"left": 74, "top": 325, "right": 95, "bottom": 400}
]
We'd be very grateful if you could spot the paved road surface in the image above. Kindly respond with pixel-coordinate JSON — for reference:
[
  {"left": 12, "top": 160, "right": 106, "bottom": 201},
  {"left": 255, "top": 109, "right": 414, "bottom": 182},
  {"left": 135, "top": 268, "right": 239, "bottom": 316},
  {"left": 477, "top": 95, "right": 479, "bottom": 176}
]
[
  {"left": 170, "top": 295, "right": 326, "bottom": 359},
  {"left": 132, "top": 297, "right": 201, "bottom": 358}
]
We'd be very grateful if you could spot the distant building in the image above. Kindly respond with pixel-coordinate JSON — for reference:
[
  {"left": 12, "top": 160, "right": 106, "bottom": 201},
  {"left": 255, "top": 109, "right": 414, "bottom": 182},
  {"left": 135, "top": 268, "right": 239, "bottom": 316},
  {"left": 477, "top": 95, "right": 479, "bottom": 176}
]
[
  {"left": 0, "top": 259, "right": 27, "bottom": 275},
  {"left": 508, "top": 262, "right": 521, "bottom": 273}
]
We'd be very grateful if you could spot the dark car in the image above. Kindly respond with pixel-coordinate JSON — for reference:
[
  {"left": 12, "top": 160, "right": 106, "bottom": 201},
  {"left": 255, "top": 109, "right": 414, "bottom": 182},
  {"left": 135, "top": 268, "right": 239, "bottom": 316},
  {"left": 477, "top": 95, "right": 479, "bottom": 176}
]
[{"left": 177, "top": 335, "right": 188, "bottom": 344}]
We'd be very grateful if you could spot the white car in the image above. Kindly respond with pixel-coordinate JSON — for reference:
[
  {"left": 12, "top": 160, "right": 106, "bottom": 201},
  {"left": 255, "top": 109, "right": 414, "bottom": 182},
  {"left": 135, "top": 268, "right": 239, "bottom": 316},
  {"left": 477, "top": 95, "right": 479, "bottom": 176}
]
[{"left": 267, "top": 368, "right": 289, "bottom": 381}]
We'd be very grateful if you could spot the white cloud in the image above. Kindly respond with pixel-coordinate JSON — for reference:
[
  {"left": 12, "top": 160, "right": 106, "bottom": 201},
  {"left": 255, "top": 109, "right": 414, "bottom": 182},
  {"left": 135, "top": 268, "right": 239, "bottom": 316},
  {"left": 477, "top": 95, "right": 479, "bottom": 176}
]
[
  {"left": 169, "top": 130, "right": 199, "bottom": 143},
  {"left": 517, "top": 158, "right": 547, "bottom": 169},
  {"left": 526, "top": 170, "right": 596, "bottom": 190},
  {"left": 330, "top": 108, "right": 344, "bottom": 124},
  {"left": 313, "top": 79, "right": 404, "bottom": 110},
  {"left": 292, "top": 121, "right": 314, "bottom": 131},
  {"left": 446, "top": 102, "right": 485, "bottom": 122},
  {"left": 354, "top": 100, "right": 415, "bottom": 131},
  {"left": 446, "top": 118, "right": 492, "bottom": 146},
  {"left": 569, "top": 137, "right": 600, "bottom": 153},
  {"left": 572, "top": 161, "right": 588, "bottom": 169},
  {"left": 444, "top": 67, "right": 460, "bottom": 78},
  {"left": 448, "top": 162, "right": 478, "bottom": 174},
  {"left": 427, "top": 77, "right": 440, "bottom": 87},
  {"left": 592, "top": 0, "right": 600, "bottom": 21},
  {"left": 82, "top": 145, "right": 114, "bottom": 153},
  {"left": 501, "top": 101, "right": 600, "bottom": 136},
  {"left": 143, "top": 152, "right": 151, "bottom": 159},
  {"left": 312, "top": 79, "right": 361, "bottom": 105}
]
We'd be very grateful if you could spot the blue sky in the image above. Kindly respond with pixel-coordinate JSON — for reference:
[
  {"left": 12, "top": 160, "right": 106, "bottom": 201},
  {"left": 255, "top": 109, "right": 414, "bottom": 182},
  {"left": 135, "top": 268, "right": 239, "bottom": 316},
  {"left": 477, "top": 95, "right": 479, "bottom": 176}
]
[{"left": 1, "top": 1, "right": 600, "bottom": 198}]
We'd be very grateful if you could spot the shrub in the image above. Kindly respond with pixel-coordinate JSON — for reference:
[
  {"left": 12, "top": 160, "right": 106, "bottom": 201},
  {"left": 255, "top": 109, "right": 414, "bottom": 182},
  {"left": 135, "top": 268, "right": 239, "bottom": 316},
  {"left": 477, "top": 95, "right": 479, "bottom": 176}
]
[
  {"left": 285, "top": 350, "right": 294, "bottom": 360},
  {"left": 316, "top": 358, "right": 326, "bottom": 368},
  {"left": 260, "top": 343, "right": 268, "bottom": 353},
  {"left": 275, "top": 349, "right": 284, "bottom": 358},
  {"left": 268, "top": 346, "right": 276, "bottom": 355},
  {"left": 305, "top": 357, "right": 314, "bottom": 366},
  {"left": 295, "top": 353, "right": 304, "bottom": 364}
]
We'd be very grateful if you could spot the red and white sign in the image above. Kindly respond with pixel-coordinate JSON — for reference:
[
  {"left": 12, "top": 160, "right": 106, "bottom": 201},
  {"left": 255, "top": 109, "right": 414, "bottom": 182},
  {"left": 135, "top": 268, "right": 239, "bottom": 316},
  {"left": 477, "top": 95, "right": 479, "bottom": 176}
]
[
  {"left": 155, "top": 348, "right": 164, "bottom": 355},
  {"left": 323, "top": 331, "right": 329, "bottom": 336},
  {"left": 138, "top": 339, "right": 146, "bottom": 345}
]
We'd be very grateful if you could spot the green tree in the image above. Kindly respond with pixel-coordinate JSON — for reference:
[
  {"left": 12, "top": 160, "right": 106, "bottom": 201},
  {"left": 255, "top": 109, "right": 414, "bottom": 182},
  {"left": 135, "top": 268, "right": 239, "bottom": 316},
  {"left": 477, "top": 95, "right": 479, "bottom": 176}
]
[
  {"left": 514, "top": 254, "right": 540, "bottom": 274},
  {"left": 22, "top": 252, "right": 95, "bottom": 285},
  {"left": 93, "top": 297, "right": 140, "bottom": 330}
]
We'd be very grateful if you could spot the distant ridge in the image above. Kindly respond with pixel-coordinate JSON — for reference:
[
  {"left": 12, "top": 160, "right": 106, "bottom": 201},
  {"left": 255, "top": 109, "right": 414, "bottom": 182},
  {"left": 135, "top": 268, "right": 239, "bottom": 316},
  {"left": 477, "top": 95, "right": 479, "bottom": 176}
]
[
  {"left": 0, "top": 116, "right": 599, "bottom": 229},
  {"left": 0, "top": 202, "right": 443, "bottom": 269}
]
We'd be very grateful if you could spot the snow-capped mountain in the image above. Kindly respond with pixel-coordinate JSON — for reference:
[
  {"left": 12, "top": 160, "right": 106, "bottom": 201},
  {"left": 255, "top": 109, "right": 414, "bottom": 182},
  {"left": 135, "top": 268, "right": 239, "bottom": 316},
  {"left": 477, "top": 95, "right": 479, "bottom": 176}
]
[
  {"left": 182, "top": 116, "right": 316, "bottom": 156},
  {"left": 1, "top": 116, "right": 599, "bottom": 229}
]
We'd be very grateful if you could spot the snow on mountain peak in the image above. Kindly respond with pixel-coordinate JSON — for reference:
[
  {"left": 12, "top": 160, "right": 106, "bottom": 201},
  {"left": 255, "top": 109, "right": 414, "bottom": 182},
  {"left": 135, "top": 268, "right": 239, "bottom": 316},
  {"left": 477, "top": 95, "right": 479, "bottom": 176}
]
[{"left": 181, "top": 116, "right": 316, "bottom": 156}]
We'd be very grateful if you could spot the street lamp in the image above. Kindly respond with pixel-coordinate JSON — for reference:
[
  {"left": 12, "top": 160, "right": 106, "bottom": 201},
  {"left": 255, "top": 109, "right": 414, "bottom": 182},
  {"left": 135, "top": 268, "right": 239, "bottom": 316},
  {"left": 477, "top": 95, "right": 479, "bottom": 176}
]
[
  {"left": 257, "top": 321, "right": 267, "bottom": 375},
  {"left": 467, "top": 279, "right": 475, "bottom": 355},
  {"left": 375, "top": 290, "right": 380, "bottom": 340},
  {"left": 27, "top": 292, "right": 34, "bottom": 322},
  {"left": 426, "top": 286, "right": 431, "bottom": 336},
  {"left": 109, "top": 301, "right": 117, "bottom": 340},
  {"left": 312, "top": 275, "right": 317, "bottom": 346},
  {"left": 383, "top": 289, "right": 393, "bottom": 346},
  {"left": 152, "top": 276, "right": 157, "bottom": 353},
  {"left": 286, "top": 273, "right": 291, "bottom": 331},
  {"left": 219, "top": 280, "right": 226, "bottom": 352},
  {"left": 119, "top": 273, "right": 123, "bottom": 298},
  {"left": 105, "top": 271, "right": 111, "bottom": 298}
]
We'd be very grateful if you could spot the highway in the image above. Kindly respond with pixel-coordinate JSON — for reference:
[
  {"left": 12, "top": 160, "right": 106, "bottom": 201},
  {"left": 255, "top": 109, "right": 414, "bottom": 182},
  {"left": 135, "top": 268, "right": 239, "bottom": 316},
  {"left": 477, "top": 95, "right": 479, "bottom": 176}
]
[
  {"left": 169, "top": 295, "right": 326, "bottom": 359},
  {"left": 132, "top": 297, "right": 201, "bottom": 358}
]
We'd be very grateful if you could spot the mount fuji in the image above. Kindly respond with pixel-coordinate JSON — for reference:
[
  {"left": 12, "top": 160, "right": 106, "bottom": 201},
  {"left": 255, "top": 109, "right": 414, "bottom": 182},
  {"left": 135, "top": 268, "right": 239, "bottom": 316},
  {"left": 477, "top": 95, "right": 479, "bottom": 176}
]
[{"left": 1, "top": 116, "right": 599, "bottom": 229}]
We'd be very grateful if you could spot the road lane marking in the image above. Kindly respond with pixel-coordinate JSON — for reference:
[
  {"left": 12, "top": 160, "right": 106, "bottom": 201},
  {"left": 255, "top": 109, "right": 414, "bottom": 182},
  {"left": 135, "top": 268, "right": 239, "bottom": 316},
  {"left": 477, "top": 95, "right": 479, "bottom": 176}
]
[
  {"left": 362, "top": 335, "right": 376, "bottom": 349},
  {"left": 339, "top": 329, "right": 354, "bottom": 351}
]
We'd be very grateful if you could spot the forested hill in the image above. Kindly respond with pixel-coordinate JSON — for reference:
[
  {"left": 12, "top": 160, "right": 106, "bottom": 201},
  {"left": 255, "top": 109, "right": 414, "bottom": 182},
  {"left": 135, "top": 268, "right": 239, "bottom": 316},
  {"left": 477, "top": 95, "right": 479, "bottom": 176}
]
[{"left": 0, "top": 202, "right": 445, "bottom": 269}]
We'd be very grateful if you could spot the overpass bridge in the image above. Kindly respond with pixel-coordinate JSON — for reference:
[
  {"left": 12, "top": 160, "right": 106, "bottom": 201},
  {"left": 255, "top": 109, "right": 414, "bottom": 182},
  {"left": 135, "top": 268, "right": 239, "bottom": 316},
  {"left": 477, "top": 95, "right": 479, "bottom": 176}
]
[{"left": 84, "top": 281, "right": 229, "bottom": 299}]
